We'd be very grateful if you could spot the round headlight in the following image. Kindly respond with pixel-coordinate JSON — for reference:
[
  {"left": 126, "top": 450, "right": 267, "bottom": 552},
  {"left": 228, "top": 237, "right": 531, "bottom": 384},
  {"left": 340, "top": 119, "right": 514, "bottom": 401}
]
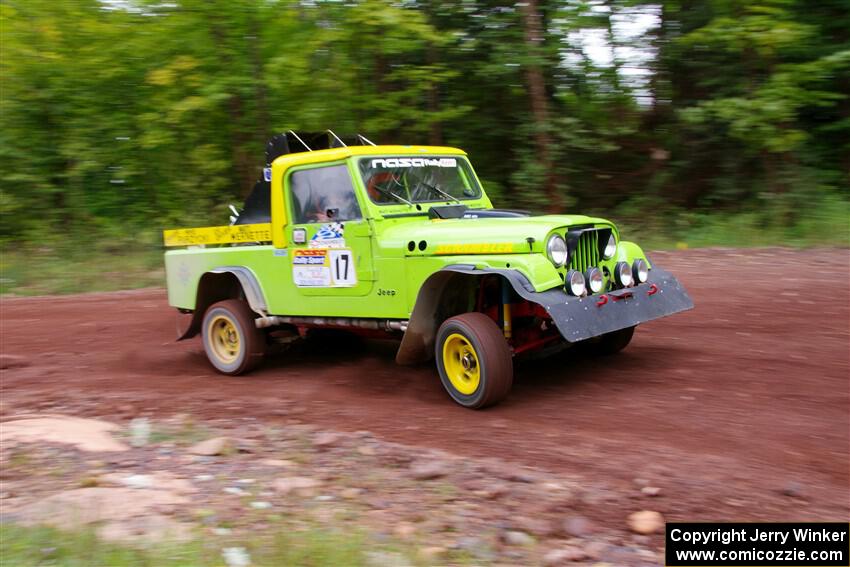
[
  {"left": 614, "top": 261, "right": 633, "bottom": 287},
  {"left": 603, "top": 234, "right": 617, "bottom": 259},
  {"left": 566, "top": 270, "right": 586, "bottom": 296},
  {"left": 632, "top": 258, "right": 649, "bottom": 283},
  {"left": 585, "top": 267, "right": 604, "bottom": 294},
  {"left": 546, "top": 234, "right": 568, "bottom": 267}
]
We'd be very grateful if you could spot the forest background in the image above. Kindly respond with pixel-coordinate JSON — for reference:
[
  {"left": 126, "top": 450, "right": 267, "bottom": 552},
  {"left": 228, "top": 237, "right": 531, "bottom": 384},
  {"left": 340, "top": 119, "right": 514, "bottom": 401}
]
[{"left": 1, "top": 0, "right": 847, "bottom": 293}]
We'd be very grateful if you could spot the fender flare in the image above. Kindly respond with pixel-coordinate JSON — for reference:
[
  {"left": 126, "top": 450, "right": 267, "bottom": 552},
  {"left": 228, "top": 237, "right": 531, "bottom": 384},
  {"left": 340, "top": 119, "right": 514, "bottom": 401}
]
[
  {"left": 395, "top": 265, "right": 533, "bottom": 365},
  {"left": 209, "top": 266, "right": 268, "bottom": 315},
  {"left": 176, "top": 266, "right": 268, "bottom": 340}
]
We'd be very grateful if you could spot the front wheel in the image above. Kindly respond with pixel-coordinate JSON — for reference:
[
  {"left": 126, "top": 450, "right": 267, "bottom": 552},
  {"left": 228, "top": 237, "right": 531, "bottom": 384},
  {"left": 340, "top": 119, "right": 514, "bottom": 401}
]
[
  {"left": 202, "top": 299, "right": 266, "bottom": 375},
  {"left": 594, "top": 326, "right": 635, "bottom": 355},
  {"left": 435, "top": 313, "right": 513, "bottom": 409}
]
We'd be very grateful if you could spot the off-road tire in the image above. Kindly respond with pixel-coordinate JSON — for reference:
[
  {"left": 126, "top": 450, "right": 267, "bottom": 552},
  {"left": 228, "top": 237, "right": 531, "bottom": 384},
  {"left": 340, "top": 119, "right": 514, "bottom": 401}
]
[
  {"left": 202, "top": 299, "right": 265, "bottom": 375},
  {"left": 435, "top": 313, "right": 513, "bottom": 409},
  {"left": 595, "top": 326, "right": 635, "bottom": 355}
]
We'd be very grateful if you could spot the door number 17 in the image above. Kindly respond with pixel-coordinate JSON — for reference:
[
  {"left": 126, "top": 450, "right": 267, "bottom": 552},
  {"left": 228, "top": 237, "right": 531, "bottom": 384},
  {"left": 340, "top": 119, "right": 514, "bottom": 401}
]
[{"left": 329, "top": 249, "right": 357, "bottom": 286}]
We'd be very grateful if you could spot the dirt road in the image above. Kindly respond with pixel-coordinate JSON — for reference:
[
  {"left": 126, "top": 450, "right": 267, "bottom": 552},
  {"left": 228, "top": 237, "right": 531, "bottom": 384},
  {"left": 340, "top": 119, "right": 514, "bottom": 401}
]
[{"left": 2, "top": 248, "right": 848, "bottom": 528}]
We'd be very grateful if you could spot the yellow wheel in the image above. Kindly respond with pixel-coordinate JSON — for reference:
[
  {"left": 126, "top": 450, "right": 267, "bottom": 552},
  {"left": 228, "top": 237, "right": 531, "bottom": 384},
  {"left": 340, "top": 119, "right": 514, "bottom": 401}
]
[
  {"left": 201, "top": 299, "right": 265, "bottom": 375},
  {"left": 442, "top": 333, "right": 481, "bottom": 395},
  {"left": 435, "top": 313, "right": 513, "bottom": 409},
  {"left": 208, "top": 315, "right": 240, "bottom": 364}
]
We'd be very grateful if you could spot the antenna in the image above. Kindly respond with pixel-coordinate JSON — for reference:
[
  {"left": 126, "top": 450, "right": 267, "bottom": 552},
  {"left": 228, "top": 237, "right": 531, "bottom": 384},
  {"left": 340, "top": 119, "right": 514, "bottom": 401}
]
[
  {"left": 357, "top": 134, "right": 377, "bottom": 146},
  {"left": 288, "top": 130, "right": 313, "bottom": 152},
  {"left": 327, "top": 129, "right": 347, "bottom": 147}
]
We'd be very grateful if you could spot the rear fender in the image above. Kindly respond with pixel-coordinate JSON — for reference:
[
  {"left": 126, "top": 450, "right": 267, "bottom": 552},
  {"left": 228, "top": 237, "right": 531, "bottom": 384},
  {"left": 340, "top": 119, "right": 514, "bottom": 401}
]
[{"left": 176, "top": 267, "right": 267, "bottom": 340}]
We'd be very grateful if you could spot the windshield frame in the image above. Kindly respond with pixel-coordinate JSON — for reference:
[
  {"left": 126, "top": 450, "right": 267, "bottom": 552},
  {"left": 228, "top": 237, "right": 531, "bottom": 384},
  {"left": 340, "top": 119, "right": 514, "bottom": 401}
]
[{"left": 356, "top": 155, "right": 484, "bottom": 206}]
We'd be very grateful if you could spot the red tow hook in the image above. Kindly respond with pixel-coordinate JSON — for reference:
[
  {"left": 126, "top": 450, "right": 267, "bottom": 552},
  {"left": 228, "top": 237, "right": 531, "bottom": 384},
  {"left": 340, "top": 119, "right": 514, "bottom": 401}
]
[
  {"left": 596, "top": 295, "right": 609, "bottom": 307},
  {"left": 647, "top": 283, "right": 659, "bottom": 296}
]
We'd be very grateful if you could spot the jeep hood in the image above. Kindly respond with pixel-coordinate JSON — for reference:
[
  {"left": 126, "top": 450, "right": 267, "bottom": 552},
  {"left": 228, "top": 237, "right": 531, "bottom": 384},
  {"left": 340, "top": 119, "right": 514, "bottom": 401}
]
[{"left": 379, "top": 214, "right": 615, "bottom": 256}]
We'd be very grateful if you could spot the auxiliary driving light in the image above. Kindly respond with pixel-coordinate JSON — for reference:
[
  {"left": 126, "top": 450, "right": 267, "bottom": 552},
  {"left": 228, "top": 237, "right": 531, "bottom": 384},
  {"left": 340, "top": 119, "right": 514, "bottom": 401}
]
[
  {"left": 633, "top": 258, "right": 649, "bottom": 283},
  {"left": 546, "top": 234, "right": 568, "bottom": 267},
  {"left": 566, "top": 270, "right": 586, "bottom": 296},
  {"left": 614, "top": 261, "right": 633, "bottom": 287},
  {"left": 585, "top": 267, "right": 604, "bottom": 294},
  {"left": 602, "top": 233, "right": 617, "bottom": 259}
]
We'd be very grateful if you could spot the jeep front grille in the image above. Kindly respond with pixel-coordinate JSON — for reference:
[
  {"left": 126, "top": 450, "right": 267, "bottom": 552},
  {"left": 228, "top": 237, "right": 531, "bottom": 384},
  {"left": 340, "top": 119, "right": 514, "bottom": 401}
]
[{"left": 568, "top": 230, "right": 600, "bottom": 274}]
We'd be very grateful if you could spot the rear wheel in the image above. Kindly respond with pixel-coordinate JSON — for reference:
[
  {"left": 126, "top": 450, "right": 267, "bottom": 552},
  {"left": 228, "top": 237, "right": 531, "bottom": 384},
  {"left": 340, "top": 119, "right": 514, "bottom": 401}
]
[
  {"left": 435, "top": 313, "right": 513, "bottom": 409},
  {"left": 202, "top": 299, "right": 265, "bottom": 375},
  {"left": 594, "top": 326, "right": 635, "bottom": 355}
]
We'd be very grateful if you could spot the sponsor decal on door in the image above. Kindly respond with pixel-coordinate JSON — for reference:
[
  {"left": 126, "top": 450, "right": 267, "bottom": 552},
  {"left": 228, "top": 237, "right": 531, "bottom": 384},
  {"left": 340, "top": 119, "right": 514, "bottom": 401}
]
[{"left": 292, "top": 248, "right": 357, "bottom": 287}]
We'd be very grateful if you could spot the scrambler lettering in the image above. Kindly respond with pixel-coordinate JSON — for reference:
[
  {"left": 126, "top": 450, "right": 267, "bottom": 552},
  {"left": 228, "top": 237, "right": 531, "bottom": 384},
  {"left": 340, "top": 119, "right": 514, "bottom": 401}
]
[{"left": 434, "top": 243, "right": 514, "bottom": 255}]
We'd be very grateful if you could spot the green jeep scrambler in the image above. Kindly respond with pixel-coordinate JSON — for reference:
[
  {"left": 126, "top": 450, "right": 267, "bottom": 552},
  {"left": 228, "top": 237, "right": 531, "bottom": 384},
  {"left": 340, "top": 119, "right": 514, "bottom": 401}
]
[{"left": 164, "top": 131, "right": 693, "bottom": 408}]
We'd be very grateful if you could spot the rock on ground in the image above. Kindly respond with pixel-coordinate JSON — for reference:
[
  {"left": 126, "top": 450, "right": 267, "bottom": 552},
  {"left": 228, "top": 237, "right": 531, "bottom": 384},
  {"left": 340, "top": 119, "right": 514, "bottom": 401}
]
[
  {"left": 365, "top": 550, "right": 412, "bottom": 567},
  {"left": 312, "top": 431, "right": 340, "bottom": 450},
  {"left": 0, "top": 416, "right": 129, "bottom": 452},
  {"left": 514, "top": 515, "right": 555, "bottom": 537},
  {"left": 187, "top": 437, "right": 233, "bottom": 456},
  {"left": 543, "top": 546, "right": 588, "bottom": 565},
  {"left": 409, "top": 460, "right": 450, "bottom": 480},
  {"left": 260, "top": 458, "right": 295, "bottom": 468},
  {"left": 10, "top": 487, "right": 191, "bottom": 541},
  {"left": 393, "top": 522, "right": 416, "bottom": 539},
  {"left": 502, "top": 530, "right": 535, "bottom": 546},
  {"left": 417, "top": 546, "right": 448, "bottom": 561},
  {"left": 561, "top": 515, "right": 595, "bottom": 537},
  {"left": 222, "top": 547, "right": 252, "bottom": 567},
  {"left": 100, "top": 471, "right": 197, "bottom": 494},
  {"left": 780, "top": 481, "right": 805, "bottom": 498},
  {"left": 273, "top": 476, "right": 322, "bottom": 495},
  {"left": 627, "top": 510, "right": 665, "bottom": 534}
]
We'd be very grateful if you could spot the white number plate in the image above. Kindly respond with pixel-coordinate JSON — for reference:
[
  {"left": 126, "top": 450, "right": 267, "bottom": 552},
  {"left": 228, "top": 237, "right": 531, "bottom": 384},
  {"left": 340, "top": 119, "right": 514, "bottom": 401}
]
[{"left": 329, "top": 249, "right": 357, "bottom": 286}]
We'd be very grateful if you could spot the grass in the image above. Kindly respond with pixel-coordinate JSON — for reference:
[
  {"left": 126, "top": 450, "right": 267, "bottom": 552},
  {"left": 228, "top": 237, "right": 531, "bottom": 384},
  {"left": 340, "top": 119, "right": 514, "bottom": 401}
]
[
  {"left": 1, "top": 203, "right": 847, "bottom": 296},
  {"left": 0, "top": 523, "right": 401, "bottom": 567},
  {"left": 147, "top": 420, "right": 212, "bottom": 447},
  {"left": 607, "top": 194, "right": 850, "bottom": 250},
  {"left": 0, "top": 243, "right": 164, "bottom": 296}
]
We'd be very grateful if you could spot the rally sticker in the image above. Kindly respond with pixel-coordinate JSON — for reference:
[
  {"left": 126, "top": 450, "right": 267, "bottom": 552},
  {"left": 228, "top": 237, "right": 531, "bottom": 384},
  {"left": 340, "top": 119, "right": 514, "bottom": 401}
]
[
  {"left": 292, "top": 248, "right": 357, "bottom": 287},
  {"left": 309, "top": 222, "right": 346, "bottom": 249},
  {"left": 371, "top": 158, "right": 457, "bottom": 169},
  {"left": 293, "top": 249, "right": 331, "bottom": 287}
]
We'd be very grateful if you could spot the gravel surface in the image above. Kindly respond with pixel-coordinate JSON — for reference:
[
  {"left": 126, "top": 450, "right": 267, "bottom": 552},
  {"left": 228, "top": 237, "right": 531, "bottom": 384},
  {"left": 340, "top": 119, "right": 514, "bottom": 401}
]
[{"left": 1, "top": 248, "right": 847, "bottom": 563}]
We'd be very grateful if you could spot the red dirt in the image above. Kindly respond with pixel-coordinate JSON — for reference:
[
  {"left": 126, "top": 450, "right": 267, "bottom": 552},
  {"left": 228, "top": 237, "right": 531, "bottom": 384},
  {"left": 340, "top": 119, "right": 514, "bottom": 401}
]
[{"left": 2, "top": 248, "right": 848, "bottom": 527}]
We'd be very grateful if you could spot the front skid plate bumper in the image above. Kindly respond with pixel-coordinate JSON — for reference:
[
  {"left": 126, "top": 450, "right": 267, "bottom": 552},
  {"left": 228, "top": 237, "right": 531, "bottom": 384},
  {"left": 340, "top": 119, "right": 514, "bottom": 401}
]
[
  {"left": 446, "top": 266, "right": 693, "bottom": 343},
  {"left": 537, "top": 268, "right": 693, "bottom": 342}
]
